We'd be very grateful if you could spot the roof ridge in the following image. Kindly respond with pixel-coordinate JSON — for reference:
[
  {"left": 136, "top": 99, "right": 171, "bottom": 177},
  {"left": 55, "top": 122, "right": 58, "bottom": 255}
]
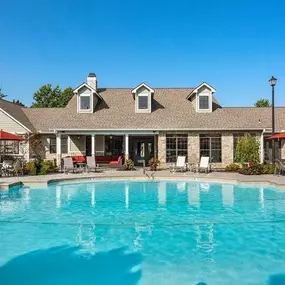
[{"left": 98, "top": 87, "right": 195, "bottom": 90}]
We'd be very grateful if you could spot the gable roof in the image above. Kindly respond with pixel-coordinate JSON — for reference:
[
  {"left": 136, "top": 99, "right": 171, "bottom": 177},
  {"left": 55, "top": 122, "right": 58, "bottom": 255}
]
[
  {"left": 132, "top": 83, "right": 155, "bottom": 94},
  {"left": 187, "top": 82, "right": 216, "bottom": 100},
  {"left": 0, "top": 99, "right": 35, "bottom": 132},
  {"left": 20, "top": 88, "right": 285, "bottom": 133},
  {"left": 73, "top": 83, "right": 103, "bottom": 99}
]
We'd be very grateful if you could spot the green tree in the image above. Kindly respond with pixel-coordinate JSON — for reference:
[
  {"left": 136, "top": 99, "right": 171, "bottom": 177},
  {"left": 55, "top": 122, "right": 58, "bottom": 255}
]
[
  {"left": 31, "top": 84, "right": 73, "bottom": 108},
  {"left": 60, "top": 87, "right": 73, "bottom": 107},
  {"left": 12, "top": 99, "right": 25, "bottom": 107},
  {"left": 234, "top": 135, "right": 260, "bottom": 164},
  {"left": 0, "top": 88, "right": 7, "bottom": 99},
  {"left": 254, "top": 98, "right": 271, "bottom": 107}
]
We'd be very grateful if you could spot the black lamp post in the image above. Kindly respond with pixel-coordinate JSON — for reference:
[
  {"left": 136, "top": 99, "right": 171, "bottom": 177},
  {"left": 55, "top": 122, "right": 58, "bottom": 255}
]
[{"left": 269, "top": 76, "right": 277, "bottom": 162}]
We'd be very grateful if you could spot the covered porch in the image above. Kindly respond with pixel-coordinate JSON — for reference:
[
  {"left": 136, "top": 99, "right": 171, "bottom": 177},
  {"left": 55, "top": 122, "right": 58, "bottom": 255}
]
[{"left": 54, "top": 130, "right": 158, "bottom": 167}]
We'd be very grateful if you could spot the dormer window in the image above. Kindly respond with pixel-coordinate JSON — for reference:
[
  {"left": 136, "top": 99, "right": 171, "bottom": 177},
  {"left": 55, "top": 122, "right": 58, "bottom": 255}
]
[
  {"left": 73, "top": 73, "right": 103, "bottom": 114},
  {"left": 138, "top": 94, "right": 148, "bottom": 110},
  {"left": 187, "top": 82, "right": 216, "bottom": 113},
  {"left": 80, "top": 93, "right": 90, "bottom": 110},
  {"left": 199, "top": 95, "right": 209, "bottom": 110},
  {"left": 132, "top": 83, "right": 154, "bottom": 113}
]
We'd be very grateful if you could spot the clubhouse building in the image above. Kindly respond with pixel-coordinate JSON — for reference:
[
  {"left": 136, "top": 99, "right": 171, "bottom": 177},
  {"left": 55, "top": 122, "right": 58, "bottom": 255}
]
[{"left": 0, "top": 73, "right": 284, "bottom": 168}]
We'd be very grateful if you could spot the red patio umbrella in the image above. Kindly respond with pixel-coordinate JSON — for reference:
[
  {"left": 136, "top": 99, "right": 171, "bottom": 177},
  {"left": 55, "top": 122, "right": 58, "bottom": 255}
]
[
  {"left": 0, "top": 130, "right": 25, "bottom": 162},
  {"left": 267, "top": 132, "right": 285, "bottom": 140},
  {"left": 0, "top": 129, "right": 23, "bottom": 141}
]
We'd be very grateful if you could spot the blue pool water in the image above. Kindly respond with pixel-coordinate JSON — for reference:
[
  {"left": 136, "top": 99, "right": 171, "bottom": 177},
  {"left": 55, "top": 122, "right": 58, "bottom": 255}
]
[{"left": 1, "top": 180, "right": 285, "bottom": 285}]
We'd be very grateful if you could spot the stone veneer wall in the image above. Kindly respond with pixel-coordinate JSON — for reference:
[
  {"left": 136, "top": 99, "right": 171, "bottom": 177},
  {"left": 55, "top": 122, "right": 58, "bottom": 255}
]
[
  {"left": 221, "top": 132, "right": 234, "bottom": 166},
  {"left": 157, "top": 132, "right": 166, "bottom": 164},
  {"left": 187, "top": 132, "right": 199, "bottom": 164},
  {"left": 158, "top": 131, "right": 237, "bottom": 168}
]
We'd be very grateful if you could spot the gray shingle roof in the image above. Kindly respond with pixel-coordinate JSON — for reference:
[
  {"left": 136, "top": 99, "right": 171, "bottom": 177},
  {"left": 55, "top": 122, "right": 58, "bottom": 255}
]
[
  {"left": 19, "top": 88, "right": 285, "bottom": 132},
  {"left": 0, "top": 99, "right": 36, "bottom": 132}
]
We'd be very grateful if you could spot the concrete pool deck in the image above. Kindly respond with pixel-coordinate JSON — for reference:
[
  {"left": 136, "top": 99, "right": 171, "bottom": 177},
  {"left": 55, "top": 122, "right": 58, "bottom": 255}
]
[{"left": 1, "top": 169, "right": 285, "bottom": 190}]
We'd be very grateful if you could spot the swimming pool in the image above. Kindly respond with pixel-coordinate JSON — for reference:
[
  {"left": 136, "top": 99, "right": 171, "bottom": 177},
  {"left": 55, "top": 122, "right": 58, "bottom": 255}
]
[{"left": 0, "top": 180, "right": 285, "bottom": 285}]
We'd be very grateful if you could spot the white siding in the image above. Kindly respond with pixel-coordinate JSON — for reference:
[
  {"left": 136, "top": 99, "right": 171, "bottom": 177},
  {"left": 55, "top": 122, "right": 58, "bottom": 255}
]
[
  {"left": 69, "top": 135, "right": 86, "bottom": 153},
  {"left": 0, "top": 110, "right": 28, "bottom": 133}
]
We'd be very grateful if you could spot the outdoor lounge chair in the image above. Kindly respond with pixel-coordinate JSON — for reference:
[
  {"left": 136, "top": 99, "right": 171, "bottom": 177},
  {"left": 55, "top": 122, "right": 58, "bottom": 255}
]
[
  {"left": 109, "top": 156, "right": 123, "bottom": 168},
  {"left": 86, "top": 156, "right": 101, "bottom": 172},
  {"left": 198, "top": 157, "right": 210, "bottom": 173},
  {"left": 63, "top": 157, "right": 81, "bottom": 174},
  {"left": 170, "top": 156, "right": 187, "bottom": 172},
  {"left": 275, "top": 159, "right": 285, "bottom": 176}
]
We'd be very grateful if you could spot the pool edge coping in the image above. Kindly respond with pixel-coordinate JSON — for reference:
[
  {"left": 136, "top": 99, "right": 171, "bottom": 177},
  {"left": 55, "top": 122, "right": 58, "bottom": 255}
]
[{"left": 1, "top": 174, "right": 285, "bottom": 190}]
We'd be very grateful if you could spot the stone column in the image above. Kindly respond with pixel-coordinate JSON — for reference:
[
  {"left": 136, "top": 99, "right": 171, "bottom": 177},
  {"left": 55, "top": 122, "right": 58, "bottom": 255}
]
[
  {"left": 91, "top": 134, "right": 96, "bottom": 157},
  {"left": 157, "top": 132, "right": 166, "bottom": 164},
  {"left": 125, "top": 134, "right": 129, "bottom": 160},
  {"left": 56, "top": 133, "right": 62, "bottom": 167},
  {"left": 221, "top": 132, "right": 234, "bottom": 166},
  {"left": 188, "top": 132, "right": 200, "bottom": 164}
]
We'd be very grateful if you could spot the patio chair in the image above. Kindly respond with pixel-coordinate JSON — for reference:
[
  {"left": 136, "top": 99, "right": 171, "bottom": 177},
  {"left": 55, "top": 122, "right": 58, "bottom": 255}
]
[
  {"left": 198, "top": 157, "right": 210, "bottom": 173},
  {"left": 63, "top": 157, "right": 81, "bottom": 174},
  {"left": 275, "top": 159, "right": 285, "bottom": 176},
  {"left": 5, "top": 160, "right": 23, "bottom": 177},
  {"left": 169, "top": 156, "right": 187, "bottom": 172},
  {"left": 86, "top": 156, "right": 101, "bottom": 172}
]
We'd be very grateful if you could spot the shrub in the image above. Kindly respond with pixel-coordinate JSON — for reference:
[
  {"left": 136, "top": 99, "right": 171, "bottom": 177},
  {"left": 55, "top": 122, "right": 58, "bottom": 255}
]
[
  {"left": 234, "top": 136, "right": 260, "bottom": 164},
  {"left": 24, "top": 160, "right": 57, "bottom": 175},
  {"left": 124, "top": 159, "right": 135, "bottom": 171},
  {"left": 225, "top": 163, "right": 240, "bottom": 172},
  {"left": 238, "top": 163, "right": 275, "bottom": 175},
  {"left": 261, "top": 164, "right": 275, "bottom": 174},
  {"left": 25, "top": 161, "right": 37, "bottom": 175}
]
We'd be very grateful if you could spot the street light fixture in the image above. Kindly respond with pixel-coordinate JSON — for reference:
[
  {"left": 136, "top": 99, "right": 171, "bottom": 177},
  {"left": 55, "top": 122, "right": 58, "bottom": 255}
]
[{"left": 269, "top": 76, "right": 277, "bottom": 162}]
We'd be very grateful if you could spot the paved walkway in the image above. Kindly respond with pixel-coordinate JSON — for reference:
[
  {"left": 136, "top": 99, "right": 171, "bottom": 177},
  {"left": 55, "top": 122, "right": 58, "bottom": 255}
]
[{"left": 1, "top": 169, "right": 285, "bottom": 189}]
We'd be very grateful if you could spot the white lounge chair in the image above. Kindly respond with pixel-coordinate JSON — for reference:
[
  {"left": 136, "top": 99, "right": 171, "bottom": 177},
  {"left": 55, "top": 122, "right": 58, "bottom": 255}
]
[
  {"left": 198, "top": 157, "right": 210, "bottom": 173},
  {"left": 170, "top": 156, "right": 187, "bottom": 172},
  {"left": 63, "top": 157, "right": 80, "bottom": 174},
  {"left": 86, "top": 156, "right": 101, "bottom": 172}
]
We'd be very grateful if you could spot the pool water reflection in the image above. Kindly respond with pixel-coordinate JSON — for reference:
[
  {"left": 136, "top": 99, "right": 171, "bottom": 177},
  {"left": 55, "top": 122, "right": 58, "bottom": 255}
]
[{"left": 1, "top": 180, "right": 285, "bottom": 285}]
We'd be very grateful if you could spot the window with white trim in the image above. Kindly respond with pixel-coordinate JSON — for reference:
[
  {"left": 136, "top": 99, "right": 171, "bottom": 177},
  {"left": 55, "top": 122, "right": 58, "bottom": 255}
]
[
  {"left": 138, "top": 94, "right": 148, "bottom": 109},
  {"left": 49, "top": 135, "right": 68, "bottom": 154},
  {"left": 199, "top": 95, "right": 209, "bottom": 110},
  {"left": 200, "top": 134, "right": 221, "bottom": 163},
  {"left": 80, "top": 94, "right": 90, "bottom": 110}
]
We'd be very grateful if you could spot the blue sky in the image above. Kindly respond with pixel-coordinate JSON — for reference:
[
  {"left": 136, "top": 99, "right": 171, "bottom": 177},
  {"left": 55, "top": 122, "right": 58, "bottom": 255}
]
[{"left": 0, "top": 0, "right": 284, "bottom": 107}]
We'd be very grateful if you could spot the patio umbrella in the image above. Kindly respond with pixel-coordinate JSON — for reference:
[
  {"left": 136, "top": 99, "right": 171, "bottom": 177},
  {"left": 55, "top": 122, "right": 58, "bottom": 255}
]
[
  {"left": 0, "top": 129, "right": 23, "bottom": 141},
  {"left": 0, "top": 129, "right": 25, "bottom": 162},
  {"left": 267, "top": 132, "right": 285, "bottom": 140}
]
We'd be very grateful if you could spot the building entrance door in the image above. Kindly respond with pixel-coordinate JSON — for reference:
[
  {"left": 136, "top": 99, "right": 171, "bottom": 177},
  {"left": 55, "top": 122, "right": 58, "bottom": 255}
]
[{"left": 130, "top": 136, "right": 154, "bottom": 166}]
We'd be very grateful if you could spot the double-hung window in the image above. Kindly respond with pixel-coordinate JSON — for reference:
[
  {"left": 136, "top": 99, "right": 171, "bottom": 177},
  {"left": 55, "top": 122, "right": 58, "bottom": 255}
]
[
  {"left": 49, "top": 137, "right": 56, "bottom": 154},
  {"left": 138, "top": 94, "right": 148, "bottom": 110},
  {"left": 80, "top": 94, "right": 90, "bottom": 110},
  {"left": 200, "top": 134, "right": 221, "bottom": 162},
  {"left": 199, "top": 95, "right": 209, "bottom": 110},
  {"left": 166, "top": 134, "right": 188, "bottom": 163},
  {"left": 49, "top": 135, "right": 68, "bottom": 154}
]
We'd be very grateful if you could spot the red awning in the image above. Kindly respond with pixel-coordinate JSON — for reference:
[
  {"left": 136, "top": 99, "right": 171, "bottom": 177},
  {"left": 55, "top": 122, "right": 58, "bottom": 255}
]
[
  {"left": 267, "top": 132, "right": 285, "bottom": 140},
  {"left": 0, "top": 129, "right": 24, "bottom": 141}
]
